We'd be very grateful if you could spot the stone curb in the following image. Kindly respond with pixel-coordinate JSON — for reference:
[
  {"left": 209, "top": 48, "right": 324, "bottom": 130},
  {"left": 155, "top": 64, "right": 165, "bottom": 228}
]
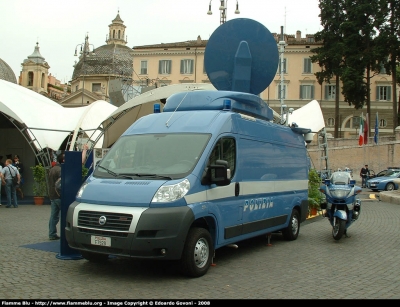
[{"left": 378, "top": 191, "right": 400, "bottom": 205}]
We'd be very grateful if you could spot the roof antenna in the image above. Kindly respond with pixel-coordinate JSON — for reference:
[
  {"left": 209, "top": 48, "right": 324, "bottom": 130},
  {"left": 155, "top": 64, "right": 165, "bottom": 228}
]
[
  {"left": 278, "top": 26, "right": 287, "bottom": 125},
  {"left": 284, "top": 7, "right": 286, "bottom": 35}
]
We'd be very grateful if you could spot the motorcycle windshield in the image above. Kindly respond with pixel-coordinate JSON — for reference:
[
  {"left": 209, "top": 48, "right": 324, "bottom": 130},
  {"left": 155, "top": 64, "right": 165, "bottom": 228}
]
[{"left": 330, "top": 172, "right": 351, "bottom": 185}]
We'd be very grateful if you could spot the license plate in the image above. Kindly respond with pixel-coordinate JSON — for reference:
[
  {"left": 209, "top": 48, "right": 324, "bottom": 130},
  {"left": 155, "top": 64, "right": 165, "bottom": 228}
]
[{"left": 91, "top": 235, "right": 111, "bottom": 247}]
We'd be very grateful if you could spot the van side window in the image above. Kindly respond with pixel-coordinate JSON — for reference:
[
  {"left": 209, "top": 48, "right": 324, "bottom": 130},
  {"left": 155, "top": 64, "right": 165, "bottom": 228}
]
[{"left": 209, "top": 138, "right": 236, "bottom": 177}]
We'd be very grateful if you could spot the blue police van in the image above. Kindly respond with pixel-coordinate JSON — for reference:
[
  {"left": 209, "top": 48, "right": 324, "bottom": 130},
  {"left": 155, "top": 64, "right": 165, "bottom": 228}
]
[{"left": 65, "top": 18, "right": 314, "bottom": 277}]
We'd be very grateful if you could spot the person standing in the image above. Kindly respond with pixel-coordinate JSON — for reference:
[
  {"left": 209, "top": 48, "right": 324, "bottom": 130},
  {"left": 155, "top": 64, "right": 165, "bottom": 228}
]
[
  {"left": 0, "top": 159, "right": 20, "bottom": 208},
  {"left": 360, "top": 164, "right": 370, "bottom": 188},
  {"left": 82, "top": 143, "right": 89, "bottom": 164},
  {"left": 48, "top": 153, "right": 64, "bottom": 240},
  {"left": 13, "top": 154, "right": 24, "bottom": 199},
  {"left": 0, "top": 162, "right": 2, "bottom": 206},
  {"left": 0, "top": 155, "right": 4, "bottom": 205}
]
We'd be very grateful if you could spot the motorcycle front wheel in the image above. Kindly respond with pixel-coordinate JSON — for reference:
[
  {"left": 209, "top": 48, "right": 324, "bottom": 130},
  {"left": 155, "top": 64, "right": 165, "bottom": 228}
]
[{"left": 332, "top": 218, "right": 346, "bottom": 240}]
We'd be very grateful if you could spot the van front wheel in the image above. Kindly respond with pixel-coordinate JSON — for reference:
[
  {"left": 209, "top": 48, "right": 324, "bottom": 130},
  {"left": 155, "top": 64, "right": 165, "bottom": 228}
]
[
  {"left": 281, "top": 209, "right": 300, "bottom": 241},
  {"left": 181, "top": 227, "right": 213, "bottom": 278}
]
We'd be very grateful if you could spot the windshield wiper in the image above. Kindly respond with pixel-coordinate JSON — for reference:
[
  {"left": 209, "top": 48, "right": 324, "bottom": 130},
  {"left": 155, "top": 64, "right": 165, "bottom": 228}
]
[
  {"left": 97, "top": 165, "right": 118, "bottom": 177},
  {"left": 96, "top": 167, "right": 134, "bottom": 179},
  {"left": 129, "top": 173, "right": 172, "bottom": 180}
]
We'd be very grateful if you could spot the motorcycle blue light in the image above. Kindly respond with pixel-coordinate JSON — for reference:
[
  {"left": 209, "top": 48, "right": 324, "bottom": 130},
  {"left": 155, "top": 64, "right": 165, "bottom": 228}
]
[
  {"left": 223, "top": 99, "right": 232, "bottom": 110},
  {"left": 154, "top": 103, "right": 161, "bottom": 113}
]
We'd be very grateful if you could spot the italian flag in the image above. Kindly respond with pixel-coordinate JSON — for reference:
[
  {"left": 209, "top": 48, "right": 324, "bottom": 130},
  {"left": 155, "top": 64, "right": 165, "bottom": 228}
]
[
  {"left": 364, "top": 113, "right": 369, "bottom": 145},
  {"left": 358, "top": 113, "right": 364, "bottom": 146}
]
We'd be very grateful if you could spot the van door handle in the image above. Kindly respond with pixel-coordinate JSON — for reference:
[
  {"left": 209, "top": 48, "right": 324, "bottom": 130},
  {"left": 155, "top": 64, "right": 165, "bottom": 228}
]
[{"left": 235, "top": 182, "right": 240, "bottom": 197}]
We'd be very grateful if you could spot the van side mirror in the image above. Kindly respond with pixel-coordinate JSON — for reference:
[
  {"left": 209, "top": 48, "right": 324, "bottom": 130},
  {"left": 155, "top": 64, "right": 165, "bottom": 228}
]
[{"left": 201, "top": 159, "right": 231, "bottom": 186}]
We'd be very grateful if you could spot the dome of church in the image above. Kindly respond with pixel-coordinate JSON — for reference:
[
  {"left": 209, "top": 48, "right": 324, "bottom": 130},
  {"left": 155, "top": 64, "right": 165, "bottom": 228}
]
[
  {"left": 0, "top": 58, "right": 17, "bottom": 84},
  {"left": 71, "top": 44, "right": 134, "bottom": 80}
]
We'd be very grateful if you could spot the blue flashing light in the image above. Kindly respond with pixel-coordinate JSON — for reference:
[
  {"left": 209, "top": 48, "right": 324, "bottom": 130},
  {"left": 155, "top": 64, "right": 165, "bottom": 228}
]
[
  {"left": 223, "top": 99, "right": 232, "bottom": 110},
  {"left": 154, "top": 103, "right": 161, "bottom": 113}
]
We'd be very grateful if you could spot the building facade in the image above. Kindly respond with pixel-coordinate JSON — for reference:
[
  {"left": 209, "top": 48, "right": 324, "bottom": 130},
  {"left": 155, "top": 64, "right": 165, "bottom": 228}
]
[
  {"left": 19, "top": 42, "right": 50, "bottom": 95},
  {"left": 16, "top": 42, "right": 69, "bottom": 102},
  {"left": 131, "top": 30, "right": 398, "bottom": 138},
  {"left": 63, "top": 12, "right": 135, "bottom": 107}
]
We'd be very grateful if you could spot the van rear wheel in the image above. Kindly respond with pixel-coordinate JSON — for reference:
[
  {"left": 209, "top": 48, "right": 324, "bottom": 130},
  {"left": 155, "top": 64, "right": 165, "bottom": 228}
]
[
  {"left": 181, "top": 227, "right": 213, "bottom": 278},
  {"left": 282, "top": 209, "right": 300, "bottom": 241}
]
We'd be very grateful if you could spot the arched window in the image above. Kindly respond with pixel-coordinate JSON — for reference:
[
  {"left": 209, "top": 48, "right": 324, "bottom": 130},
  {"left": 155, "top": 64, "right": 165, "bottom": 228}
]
[
  {"left": 344, "top": 116, "right": 360, "bottom": 129},
  {"left": 28, "top": 72, "right": 34, "bottom": 86},
  {"left": 118, "top": 30, "right": 121, "bottom": 39},
  {"left": 41, "top": 73, "right": 45, "bottom": 88},
  {"left": 113, "top": 30, "right": 115, "bottom": 38}
]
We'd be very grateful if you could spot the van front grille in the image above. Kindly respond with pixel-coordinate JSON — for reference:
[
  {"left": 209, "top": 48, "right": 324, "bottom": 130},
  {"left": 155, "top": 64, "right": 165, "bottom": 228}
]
[{"left": 78, "top": 210, "right": 132, "bottom": 231}]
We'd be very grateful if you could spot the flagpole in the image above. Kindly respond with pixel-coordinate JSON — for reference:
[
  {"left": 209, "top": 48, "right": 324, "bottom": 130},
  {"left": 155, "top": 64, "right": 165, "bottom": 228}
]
[
  {"left": 375, "top": 112, "right": 380, "bottom": 173},
  {"left": 364, "top": 138, "right": 366, "bottom": 167},
  {"left": 366, "top": 113, "right": 369, "bottom": 168},
  {"left": 359, "top": 112, "right": 365, "bottom": 165},
  {"left": 378, "top": 138, "right": 380, "bottom": 173}
]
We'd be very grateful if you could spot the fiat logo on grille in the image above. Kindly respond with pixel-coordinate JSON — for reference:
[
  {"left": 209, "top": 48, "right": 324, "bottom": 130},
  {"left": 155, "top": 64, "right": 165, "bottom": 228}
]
[{"left": 99, "top": 216, "right": 107, "bottom": 226}]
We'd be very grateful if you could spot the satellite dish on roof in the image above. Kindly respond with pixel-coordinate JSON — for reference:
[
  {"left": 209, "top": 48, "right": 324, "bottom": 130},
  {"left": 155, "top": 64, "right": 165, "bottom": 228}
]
[{"left": 204, "top": 18, "right": 279, "bottom": 95}]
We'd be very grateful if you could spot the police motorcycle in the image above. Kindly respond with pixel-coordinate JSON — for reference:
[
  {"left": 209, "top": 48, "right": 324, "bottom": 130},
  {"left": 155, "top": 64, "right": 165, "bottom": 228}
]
[{"left": 319, "top": 171, "right": 362, "bottom": 240}]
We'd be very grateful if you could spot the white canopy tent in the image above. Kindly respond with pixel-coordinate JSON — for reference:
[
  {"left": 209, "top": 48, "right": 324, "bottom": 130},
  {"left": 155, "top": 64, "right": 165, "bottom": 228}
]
[
  {"left": 98, "top": 83, "right": 217, "bottom": 148},
  {"left": 0, "top": 79, "right": 117, "bottom": 167}
]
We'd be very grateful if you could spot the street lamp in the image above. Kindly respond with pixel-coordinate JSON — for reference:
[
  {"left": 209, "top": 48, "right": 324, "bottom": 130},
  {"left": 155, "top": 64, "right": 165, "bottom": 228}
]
[
  {"left": 74, "top": 34, "right": 96, "bottom": 105},
  {"left": 207, "top": 0, "right": 240, "bottom": 25}
]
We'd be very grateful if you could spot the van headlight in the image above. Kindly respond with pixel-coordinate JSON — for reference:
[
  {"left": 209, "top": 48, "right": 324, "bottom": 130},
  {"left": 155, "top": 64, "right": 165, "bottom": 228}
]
[
  {"left": 152, "top": 179, "right": 190, "bottom": 202},
  {"left": 76, "top": 182, "right": 88, "bottom": 198}
]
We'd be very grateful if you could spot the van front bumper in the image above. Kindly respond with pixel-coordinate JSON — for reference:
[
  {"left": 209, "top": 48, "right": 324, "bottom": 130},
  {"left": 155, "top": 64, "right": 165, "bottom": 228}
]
[{"left": 65, "top": 202, "right": 195, "bottom": 260}]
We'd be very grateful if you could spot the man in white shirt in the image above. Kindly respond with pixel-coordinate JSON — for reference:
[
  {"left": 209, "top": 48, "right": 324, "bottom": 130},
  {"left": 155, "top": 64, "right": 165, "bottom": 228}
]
[{"left": 0, "top": 159, "right": 20, "bottom": 208}]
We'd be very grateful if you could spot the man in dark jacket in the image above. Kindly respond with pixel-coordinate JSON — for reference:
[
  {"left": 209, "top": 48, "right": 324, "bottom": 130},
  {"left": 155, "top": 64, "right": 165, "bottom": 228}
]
[
  {"left": 360, "top": 164, "right": 370, "bottom": 188},
  {"left": 48, "top": 153, "right": 64, "bottom": 240}
]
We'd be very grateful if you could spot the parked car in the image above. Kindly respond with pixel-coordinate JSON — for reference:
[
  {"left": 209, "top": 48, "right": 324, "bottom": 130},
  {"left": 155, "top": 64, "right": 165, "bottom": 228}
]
[
  {"left": 366, "top": 169, "right": 400, "bottom": 191},
  {"left": 368, "top": 167, "right": 400, "bottom": 179}
]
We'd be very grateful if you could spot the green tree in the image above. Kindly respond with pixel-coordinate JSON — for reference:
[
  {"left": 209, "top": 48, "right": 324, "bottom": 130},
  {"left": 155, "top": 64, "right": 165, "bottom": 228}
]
[
  {"left": 313, "top": 0, "right": 391, "bottom": 132},
  {"left": 377, "top": 0, "right": 400, "bottom": 130},
  {"left": 308, "top": 169, "right": 324, "bottom": 210},
  {"left": 311, "top": 0, "right": 346, "bottom": 138},
  {"left": 397, "top": 66, "right": 400, "bottom": 86},
  {"left": 30, "top": 164, "right": 48, "bottom": 197},
  {"left": 340, "top": 0, "right": 386, "bottom": 119}
]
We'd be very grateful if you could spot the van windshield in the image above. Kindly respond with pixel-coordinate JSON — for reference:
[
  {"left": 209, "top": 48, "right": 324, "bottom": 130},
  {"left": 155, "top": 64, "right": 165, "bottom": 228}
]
[{"left": 94, "top": 133, "right": 210, "bottom": 179}]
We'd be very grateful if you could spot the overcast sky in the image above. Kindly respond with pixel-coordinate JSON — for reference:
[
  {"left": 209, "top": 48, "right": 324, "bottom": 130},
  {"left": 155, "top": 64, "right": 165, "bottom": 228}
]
[{"left": 0, "top": 0, "right": 322, "bottom": 84}]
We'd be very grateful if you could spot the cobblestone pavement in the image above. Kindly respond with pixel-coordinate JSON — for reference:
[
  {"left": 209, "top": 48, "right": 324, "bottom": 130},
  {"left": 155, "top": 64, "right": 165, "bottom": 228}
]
[{"left": 0, "top": 195, "right": 399, "bottom": 300}]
